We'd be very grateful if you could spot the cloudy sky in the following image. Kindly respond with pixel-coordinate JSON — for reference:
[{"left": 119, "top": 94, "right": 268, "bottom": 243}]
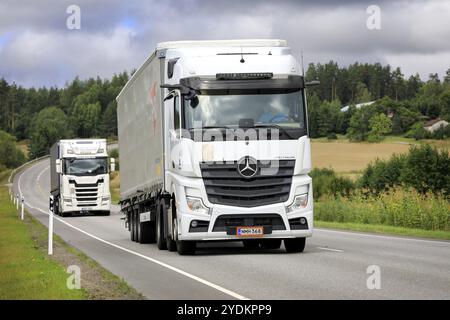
[{"left": 0, "top": 0, "right": 449, "bottom": 88}]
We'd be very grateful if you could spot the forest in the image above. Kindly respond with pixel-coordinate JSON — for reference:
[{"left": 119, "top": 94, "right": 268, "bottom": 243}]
[{"left": 0, "top": 61, "right": 450, "bottom": 169}]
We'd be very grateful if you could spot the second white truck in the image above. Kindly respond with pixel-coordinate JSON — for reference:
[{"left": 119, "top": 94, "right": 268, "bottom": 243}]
[
  {"left": 50, "top": 139, "right": 115, "bottom": 217},
  {"left": 117, "top": 39, "right": 315, "bottom": 255}
]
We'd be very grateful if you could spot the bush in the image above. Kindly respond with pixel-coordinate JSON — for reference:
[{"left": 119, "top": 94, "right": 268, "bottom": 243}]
[
  {"left": 359, "top": 144, "right": 450, "bottom": 197},
  {"left": 326, "top": 133, "right": 337, "bottom": 140},
  {"left": 315, "top": 189, "right": 449, "bottom": 231},
  {"left": 310, "top": 168, "right": 355, "bottom": 199}
]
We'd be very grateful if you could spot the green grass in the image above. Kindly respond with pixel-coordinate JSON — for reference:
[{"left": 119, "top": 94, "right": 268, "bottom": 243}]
[
  {"left": 315, "top": 220, "right": 450, "bottom": 240},
  {"left": 0, "top": 185, "right": 86, "bottom": 299},
  {"left": 315, "top": 189, "right": 449, "bottom": 235}
]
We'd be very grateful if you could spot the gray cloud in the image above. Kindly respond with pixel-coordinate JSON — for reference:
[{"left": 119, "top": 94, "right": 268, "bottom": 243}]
[{"left": 0, "top": 0, "right": 449, "bottom": 87}]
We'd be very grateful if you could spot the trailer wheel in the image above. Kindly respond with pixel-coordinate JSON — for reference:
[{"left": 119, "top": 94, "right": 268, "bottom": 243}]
[
  {"left": 130, "top": 211, "right": 136, "bottom": 242},
  {"left": 156, "top": 202, "right": 167, "bottom": 250},
  {"left": 176, "top": 240, "right": 196, "bottom": 255},
  {"left": 260, "top": 239, "right": 282, "bottom": 250},
  {"left": 284, "top": 238, "right": 306, "bottom": 253}
]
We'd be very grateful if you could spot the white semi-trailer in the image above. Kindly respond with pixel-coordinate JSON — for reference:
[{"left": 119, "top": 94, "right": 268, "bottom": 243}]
[
  {"left": 50, "top": 139, "right": 114, "bottom": 216},
  {"left": 117, "top": 39, "right": 315, "bottom": 255}
]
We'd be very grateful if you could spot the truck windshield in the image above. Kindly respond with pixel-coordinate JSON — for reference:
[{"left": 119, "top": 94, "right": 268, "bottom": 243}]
[
  {"left": 64, "top": 158, "right": 108, "bottom": 176},
  {"left": 184, "top": 90, "right": 306, "bottom": 139}
]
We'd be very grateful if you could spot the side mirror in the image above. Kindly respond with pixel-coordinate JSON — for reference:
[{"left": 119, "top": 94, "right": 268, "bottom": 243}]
[
  {"left": 55, "top": 159, "right": 62, "bottom": 174},
  {"left": 110, "top": 158, "right": 116, "bottom": 172},
  {"left": 305, "top": 80, "right": 320, "bottom": 87}
]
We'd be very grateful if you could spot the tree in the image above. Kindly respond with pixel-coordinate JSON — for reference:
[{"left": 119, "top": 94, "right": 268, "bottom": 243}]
[
  {"left": 346, "top": 107, "right": 375, "bottom": 141},
  {"left": 0, "top": 130, "right": 26, "bottom": 170},
  {"left": 355, "top": 82, "right": 372, "bottom": 103},
  {"left": 29, "top": 107, "right": 72, "bottom": 158},
  {"left": 368, "top": 113, "right": 392, "bottom": 142}
]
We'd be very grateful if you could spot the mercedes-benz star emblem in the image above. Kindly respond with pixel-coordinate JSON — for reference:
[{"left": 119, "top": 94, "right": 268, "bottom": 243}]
[{"left": 237, "top": 157, "right": 258, "bottom": 178}]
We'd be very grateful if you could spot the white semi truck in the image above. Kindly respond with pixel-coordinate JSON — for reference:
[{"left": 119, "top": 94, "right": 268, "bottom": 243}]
[
  {"left": 50, "top": 139, "right": 114, "bottom": 216},
  {"left": 116, "top": 39, "right": 316, "bottom": 255}
]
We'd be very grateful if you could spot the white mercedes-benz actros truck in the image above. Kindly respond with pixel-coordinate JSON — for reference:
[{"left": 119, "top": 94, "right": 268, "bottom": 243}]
[
  {"left": 117, "top": 39, "right": 316, "bottom": 255},
  {"left": 50, "top": 139, "right": 115, "bottom": 216}
]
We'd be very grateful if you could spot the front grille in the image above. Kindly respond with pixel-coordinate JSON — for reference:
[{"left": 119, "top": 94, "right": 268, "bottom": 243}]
[
  {"left": 70, "top": 178, "right": 102, "bottom": 206},
  {"left": 212, "top": 214, "right": 286, "bottom": 232},
  {"left": 200, "top": 160, "right": 295, "bottom": 207}
]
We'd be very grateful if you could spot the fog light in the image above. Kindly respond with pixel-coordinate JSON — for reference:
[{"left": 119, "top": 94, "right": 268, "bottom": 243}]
[
  {"left": 191, "top": 220, "right": 198, "bottom": 228},
  {"left": 300, "top": 217, "right": 307, "bottom": 225}
]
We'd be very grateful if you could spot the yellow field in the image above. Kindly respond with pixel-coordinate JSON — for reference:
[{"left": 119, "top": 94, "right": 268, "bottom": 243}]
[{"left": 311, "top": 141, "right": 411, "bottom": 173}]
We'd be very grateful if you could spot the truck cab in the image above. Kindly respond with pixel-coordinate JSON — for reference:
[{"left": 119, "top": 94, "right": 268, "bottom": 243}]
[{"left": 50, "top": 139, "right": 114, "bottom": 216}]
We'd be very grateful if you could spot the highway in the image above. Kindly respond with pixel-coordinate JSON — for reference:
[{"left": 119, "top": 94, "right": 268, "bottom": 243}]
[{"left": 12, "top": 159, "right": 450, "bottom": 299}]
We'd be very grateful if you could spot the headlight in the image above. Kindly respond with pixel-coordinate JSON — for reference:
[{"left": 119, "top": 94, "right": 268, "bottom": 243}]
[
  {"left": 63, "top": 198, "right": 72, "bottom": 206},
  {"left": 287, "top": 193, "right": 308, "bottom": 212},
  {"left": 67, "top": 149, "right": 73, "bottom": 154},
  {"left": 186, "top": 196, "right": 209, "bottom": 215}
]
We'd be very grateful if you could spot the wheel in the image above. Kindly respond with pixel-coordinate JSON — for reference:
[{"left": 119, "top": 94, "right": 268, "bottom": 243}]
[
  {"left": 166, "top": 199, "right": 178, "bottom": 251},
  {"left": 243, "top": 240, "right": 260, "bottom": 249},
  {"left": 130, "top": 212, "right": 136, "bottom": 242},
  {"left": 135, "top": 211, "right": 141, "bottom": 242},
  {"left": 176, "top": 240, "right": 196, "bottom": 255},
  {"left": 156, "top": 202, "right": 167, "bottom": 250},
  {"left": 260, "top": 239, "right": 282, "bottom": 249},
  {"left": 167, "top": 218, "right": 177, "bottom": 252},
  {"left": 284, "top": 238, "right": 306, "bottom": 253}
]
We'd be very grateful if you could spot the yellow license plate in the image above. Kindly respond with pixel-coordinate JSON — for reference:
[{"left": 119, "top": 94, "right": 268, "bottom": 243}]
[{"left": 236, "top": 226, "right": 264, "bottom": 237}]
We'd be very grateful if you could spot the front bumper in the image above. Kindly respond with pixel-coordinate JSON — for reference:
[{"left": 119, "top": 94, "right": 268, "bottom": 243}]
[
  {"left": 177, "top": 207, "right": 313, "bottom": 241},
  {"left": 61, "top": 197, "right": 111, "bottom": 213}
]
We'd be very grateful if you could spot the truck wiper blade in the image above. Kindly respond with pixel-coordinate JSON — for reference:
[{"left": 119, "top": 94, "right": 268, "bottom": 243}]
[
  {"left": 188, "top": 126, "right": 232, "bottom": 130},
  {"left": 253, "top": 124, "right": 294, "bottom": 139}
]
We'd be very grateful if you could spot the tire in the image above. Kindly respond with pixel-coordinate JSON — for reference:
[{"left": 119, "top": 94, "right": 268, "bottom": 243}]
[
  {"left": 176, "top": 240, "right": 196, "bottom": 255},
  {"left": 284, "top": 238, "right": 306, "bottom": 253},
  {"left": 130, "top": 212, "right": 136, "bottom": 242},
  {"left": 167, "top": 218, "right": 177, "bottom": 252},
  {"left": 167, "top": 199, "right": 178, "bottom": 251},
  {"left": 156, "top": 202, "right": 167, "bottom": 250},
  {"left": 260, "top": 239, "right": 282, "bottom": 250},
  {"left": 243, "top": 240, "right": 260, "bottom": 249},
  {"left": 135, "top": 211, "right": 141, "bottom": 243}
]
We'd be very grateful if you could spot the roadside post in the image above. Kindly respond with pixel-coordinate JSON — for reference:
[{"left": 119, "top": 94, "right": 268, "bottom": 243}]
[
  {"left": 48, "top": 195, "right": 54, "bottom": 255},
  {"left": 21, "top": 197, "right": 24, "bottom": 220},
  {"left": 16, "top": 194, "right": 19, "bottom": 210}
]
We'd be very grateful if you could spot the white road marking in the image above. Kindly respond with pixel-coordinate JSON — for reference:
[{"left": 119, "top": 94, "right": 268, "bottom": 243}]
[
  {"left": 316, "top": 228, "right": 450, "bottom": 245},
  {"left": 317, "top": 247, "right": 344, "bottom": 253},
  {"left": 17, "top": 166, "right": 249, "bottom": 301}
]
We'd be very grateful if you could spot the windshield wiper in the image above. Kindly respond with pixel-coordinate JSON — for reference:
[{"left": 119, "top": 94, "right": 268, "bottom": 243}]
[
  {"left": 188, "top": 126, "right": 232, "bottom": 130},
  {"left": 253, "top": 124, "right": 295, "bottom": 139}
]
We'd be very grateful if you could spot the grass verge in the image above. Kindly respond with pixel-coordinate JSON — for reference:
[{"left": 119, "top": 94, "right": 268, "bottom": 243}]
[
  {"left": 0, "top": 184, "right": 144, "bottom": 299},
  {"left": 315, "top": 220, "right": 450, "bottom": 240}
]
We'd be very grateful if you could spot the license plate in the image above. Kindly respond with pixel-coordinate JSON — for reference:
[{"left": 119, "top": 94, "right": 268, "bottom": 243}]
[
  {"left": 236, "top": 226, "right": 264, "bottom": 237},
  {"left": 81, "top": 207, "right": 91, "bottom": 212}
]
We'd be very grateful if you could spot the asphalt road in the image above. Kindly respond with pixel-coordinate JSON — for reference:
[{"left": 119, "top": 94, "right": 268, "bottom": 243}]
[{"left": 11, "top": 159, "right": 450, "bottom": 299}]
